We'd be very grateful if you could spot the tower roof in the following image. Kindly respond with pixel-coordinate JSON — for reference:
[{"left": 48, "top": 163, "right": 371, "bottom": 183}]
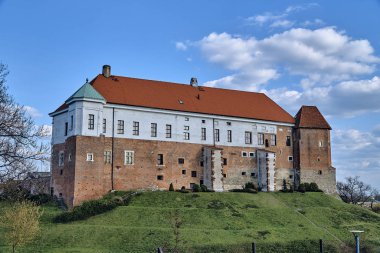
[
  {"left": 295, "top": 106, "right": 331, "bottom": 130},
  {"left": 65, "top": 81, "right": 105, "bottom": 104}
]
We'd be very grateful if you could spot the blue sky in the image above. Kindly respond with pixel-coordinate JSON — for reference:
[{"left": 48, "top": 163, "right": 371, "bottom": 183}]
[{"left": 1, "top": 0, "right": 380, "bottom": 189}]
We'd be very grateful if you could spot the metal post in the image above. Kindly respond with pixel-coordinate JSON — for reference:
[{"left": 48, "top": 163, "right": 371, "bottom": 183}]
[
  {"left": 252, "top": 242, "right": 256, "bottom": 253},
  {"left": 355, "top": 235, "right": 360, "bottom": 253},
  {"left": 319, "top": 239, "right": 324, "bottom": 253},
  {"left": 157, "top": 247, "right": 163, "bottom": 253}
]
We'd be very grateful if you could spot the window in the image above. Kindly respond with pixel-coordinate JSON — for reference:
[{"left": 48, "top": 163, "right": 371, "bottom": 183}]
[
  {"left": 102, "top": 119, "right": 106, "bottom": 133},
  {"left": 242, "top": 172, "right": 246, "bottom": 176},
  {"left": 184, "top": 126, "right": 189, "bottom": 131},
  {"left": 178, "top": 158, "right": 184, "bottom": 164},
  {"left": 64, "top": 122, "right": 68, "bottom": 136},
  {"left": 245, "top": 131, "right": 252, "bottom": 144},
  {"left": 60, "top": 169, "right": 63, "bottom": 175},
  {"left": 182, "top": 170, "right": 186, "bottom": 175},
  {"left": 202, "top": 119, "right": 206, "bottom": 124},
  {"left": 200, "top": 161, "right": 204, "bottom": 167},
  {"left": 223, "top": 158, "right": 227, "bottom": 165},
  {"left": 104, "top": 151, "right": 112, "bottom": 164},
  {"left": 242, "top": 151, "right": 248, "bottom": 157},
  {"left": 86, "top": 153, "right": 94, "bottom": 162},
  {"left": 70, "top": 115, "right": 73, "bottom": 131},
  {"left": 88, "top": 114, "right": 94, "bottom": 130},
  {"left": 133, "top": 121, "right": 139, "bottom": 136},
  {"left": 124, "top": 151, "right": 134, "bottom": 165},
  {"left": 201, "top": 128, "right": 206, "bottom": 140},
  {"left": 151, "top": 123, "right": 157, "bottom": 137},
  {"left": 191, "top": 171, "right": 197, "bottom": 177},
  {"left": 319, "top": 140, "right": 323, "bottom": 147},
  {"left": 258, "top": 133, "right": 264, "bottom": 145},
  {"left": 288, "top": 156, "right": 293, "bottom": 162},
  {"left": 270, "top": 134, "right": 276, "bottom": 146},
  {"left": 185, "top": 117, "right": 189, "bottom": 121},
  {"left": 58, "top": 151, "right": 64, "bottom": 166},
  {"left": 286, "top": 136, "right": 291, "bottom": 146},
  {"left": 117, "top": 120, "right": 124, "bottom": 134},
  {"left": 184, "top": 132, "right": 190, "bottom": 140},
  {"left": 227, "top": 130, "right": 232, "bottom": 143},
  {"left": 157, "top": 175, "right": 164, "bottom": 180},
  {"left": 166, "top": 124, "right": 172, "bottom": 138},
  {"left": 226, "top": 122, "right": 231, "bottom": 126},
  {"left": 157, "top": 154, "right": 164, "bottom": 165},
  {"left": 318, "top": 170, "right": 323, "bottom": 175},
  {"left": 68, "top": 153, "right": 72, "bottom": 162},
  {"left": 214, "top": 129, "right": 220, "bottom": 142},
  {"left": 289, "top": 175, "right": 293, "bottom": 179},
  {"left": 223, "top": 173, "right": 227, "bottom": 178},
  {"left": 251, "top": 172, "right": 256, "bottom": 177},
  {"left": 249, "top": 152, "right": 255, "bottom": 158}
]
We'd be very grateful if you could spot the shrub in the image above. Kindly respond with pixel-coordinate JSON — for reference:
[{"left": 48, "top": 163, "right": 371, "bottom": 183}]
[
  {"left": 371, "top": 204, "right": 380, "bottom": 213},
  {"left": 298, "top": 184, "right": 306, "bottom": 193},
  {"left": 169, "top": 183, "right": 174, "bottom": 192},
  {"left": 192, "top": 184, "right": 201, "bottom": 192},
  {"left": 282, "top": 179, "right": 288, "bottom": 192},
  {"left": 179, "top": 186, "right": 189, "bottom": 193},
  {"left": 28, "top": 193, "right": 54, "bottom": 205},
  {"left": 298, "top": 182, "right": 321, "bottom": 193},
  {"left": 309, "top": 182, "right": 320, "bottom": 192},
  {"left": 244, "top": 182, "right": 256, "bottom": 190},
  {"left": 200, "top": 184, "right": 208, "bottom": 192}
]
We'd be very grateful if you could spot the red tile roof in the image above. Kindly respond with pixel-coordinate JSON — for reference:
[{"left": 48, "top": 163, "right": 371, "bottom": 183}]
[
  {"left": 53, "top": 74, "right": 295, "bottom": 124},
  {"left": 295, "top": 106, "right": 331, "bottom": 129}
]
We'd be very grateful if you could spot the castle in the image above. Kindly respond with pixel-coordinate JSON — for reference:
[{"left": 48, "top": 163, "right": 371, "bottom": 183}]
[{"left": 49, "top": 65, "right": 336, "bottom": 208}]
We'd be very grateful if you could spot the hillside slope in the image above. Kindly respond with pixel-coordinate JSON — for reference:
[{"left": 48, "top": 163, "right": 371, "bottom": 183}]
[{"left": 1, "top": 192, "right": 380, "bottom": 253}]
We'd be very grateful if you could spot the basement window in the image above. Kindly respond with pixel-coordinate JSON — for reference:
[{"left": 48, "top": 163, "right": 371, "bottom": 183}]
[{"left": 157, "top": 175, "right": 164, "bottom": 180}]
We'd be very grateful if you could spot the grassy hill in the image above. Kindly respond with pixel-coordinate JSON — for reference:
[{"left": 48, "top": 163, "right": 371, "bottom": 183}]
[{"left": 1, "top": 191, "right": 380, "bottom": 253}]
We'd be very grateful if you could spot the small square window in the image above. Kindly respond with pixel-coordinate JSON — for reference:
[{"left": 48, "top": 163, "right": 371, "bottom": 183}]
[
  {"left": 288, "top": 156, "right": 293, "bottom": 162},
  {"left": 185, "top": 117, "right": 189, "bottom": 121},
  {"left": 242, "top": 172, "right": 246, "bottom": 176},
  {"left": 242, "top": 151, "right": 248, "bottom": 157},
  {"left": 86, "top": 153, "right": 94, "bottom": 162},
  {"left": 182, "top": 170, "right": 186, "bottom": 175},
  {"left": 191, "top": 171, "right": 197, "bottom": 177},
  {"left": 184, "top": 126, "right": 189, "bottom": 131},
  {"left": 249, "top": 152, "right": 255, "bottom": 157},
  {"left": 200, "top": 180, "right": 204, "bottom": 185},
  {"left": 202, "top": 119, "right": 206, "bottom": 123},
  {"left": 289, "top": 175, "right": 293, "bottom": 179},
  {"left": 318, "top": 170, "right": 323, "bottom": 175},
  {"left": 157, "top": 175, "right": 164, "bottom": 180},
  {"left": 226, "top": 122, "right": 231, "bottom": 126},
  {"left": 178, "top": 158, "right": 185, "bottom": 164},
  {"left": 223, "top": 173, "right": 227, "bottom": 178},
  {"left": 251, "top": 172, "right": 256, "bottom": 177}
]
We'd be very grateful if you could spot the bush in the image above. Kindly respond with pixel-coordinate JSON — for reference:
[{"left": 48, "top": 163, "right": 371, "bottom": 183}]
[
  {"left": 282, "top": 179, "right": 288, "bottom": 192},
  {"left": 179, "top": 186, "right": 189, "bottom": 193},
  {"left": 169, "top": 183, "right": 174, "bottom": 192},
  {"left": 371, "top": 204, "right": 380, "bottom": 213},
  {"left": 298, "top": 184, "right": 306, "bottom": 193},
  {"left": 200, "top": 184, "right": 208, "bottom": 192},
  {"left": 309, "top": 182, "right": 320, "bottom": 192},
  {"left": 28, "top": 193, "right": 54, "bottom": 205},
  {"left": 192, "top": 184, "right": 201, "bottom": 192},
  {"left": 298, "top": 182, "right": 321, "bottom": 193},
  {"left": 244, "top": 182, "right": 256, "bottom": 190}
]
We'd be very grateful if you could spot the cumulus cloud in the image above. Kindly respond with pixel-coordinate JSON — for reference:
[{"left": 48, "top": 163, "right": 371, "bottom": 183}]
[
  {"left": 199, "top": 28, "right": 379, "bottom": 90},
  {"left": 24, "top": 105, "right": 42, "bottom": 118}
]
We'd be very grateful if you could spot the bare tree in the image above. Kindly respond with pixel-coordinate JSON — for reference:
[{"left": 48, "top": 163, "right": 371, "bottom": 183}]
[
  {"left": 0, "top": 63, "right": 49, "bottom": 183},
  {"left": 1, "top": 201, "right": 42, "bottom": 253},
  {"left": 337, "top": 176, "right": 378, "bottom": 206}
]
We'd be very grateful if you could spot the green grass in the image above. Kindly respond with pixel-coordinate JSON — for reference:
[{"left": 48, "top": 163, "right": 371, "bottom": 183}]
[{"left": 1, "top": 192, "right": 380, "bottom": 253}]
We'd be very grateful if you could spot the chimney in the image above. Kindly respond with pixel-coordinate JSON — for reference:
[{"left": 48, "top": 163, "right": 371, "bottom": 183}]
[
  {"left": 190, "top": 77, "right": 198, "bottom": 87},
  {"left": 102, "top": 65, "right": 111, "bottom": 78}
]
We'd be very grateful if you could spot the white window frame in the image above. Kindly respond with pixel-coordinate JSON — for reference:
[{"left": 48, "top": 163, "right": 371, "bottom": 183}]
[
  {"left": 249, "top": 152, "right": 255, "bottom": 158},
  {"left": 104, "top": 151, "right": 112, "bottom": 164},
  {"left": 288, "top": 156, "right": 293, "bottom": 162},
  {"left": 86, "top": 153, "right": 94, "bottom": 162},
  {"left": 124, "top": 150, "right": 135, "bottom": 165},
  {"left": 242, "top": 151, "right": 248, "bottom": 157}
]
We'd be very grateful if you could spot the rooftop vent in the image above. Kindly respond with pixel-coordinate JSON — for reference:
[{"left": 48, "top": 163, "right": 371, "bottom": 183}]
[
  {"left": 102, "top": 65, "right": 111, "bottom": 78},
  {"left": 190, "top": 77, "right": 198, "bottom": 87}
]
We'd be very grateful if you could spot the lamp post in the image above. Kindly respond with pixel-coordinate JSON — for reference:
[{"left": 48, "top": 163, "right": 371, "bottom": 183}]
[{"left": 350, "top": 230, "right": 364, "bottom": 253}]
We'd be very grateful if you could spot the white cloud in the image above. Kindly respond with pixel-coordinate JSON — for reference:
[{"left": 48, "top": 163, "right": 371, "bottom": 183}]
[
  {"left": 175, "top": 42, "right": 188, "bottom": 51},
  {"left": 41, "top": 124, "right": 52, "bottom": 137},
  {"left": 24, "top": 106, "right": 42, "bottom": 118},
  {"left": 199, "top": 28, "right": 379, "bottom": 91},
  {"left": 302, "top": 19, "right": 325, "bottom": 27},
  {"left": 270, "top": 20, "right": 294, "bottom": 28}
]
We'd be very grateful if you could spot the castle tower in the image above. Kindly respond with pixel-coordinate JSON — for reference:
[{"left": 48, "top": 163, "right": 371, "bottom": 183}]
[{"left": 294, "top": 106, "right": 336, "bottom": 194}]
